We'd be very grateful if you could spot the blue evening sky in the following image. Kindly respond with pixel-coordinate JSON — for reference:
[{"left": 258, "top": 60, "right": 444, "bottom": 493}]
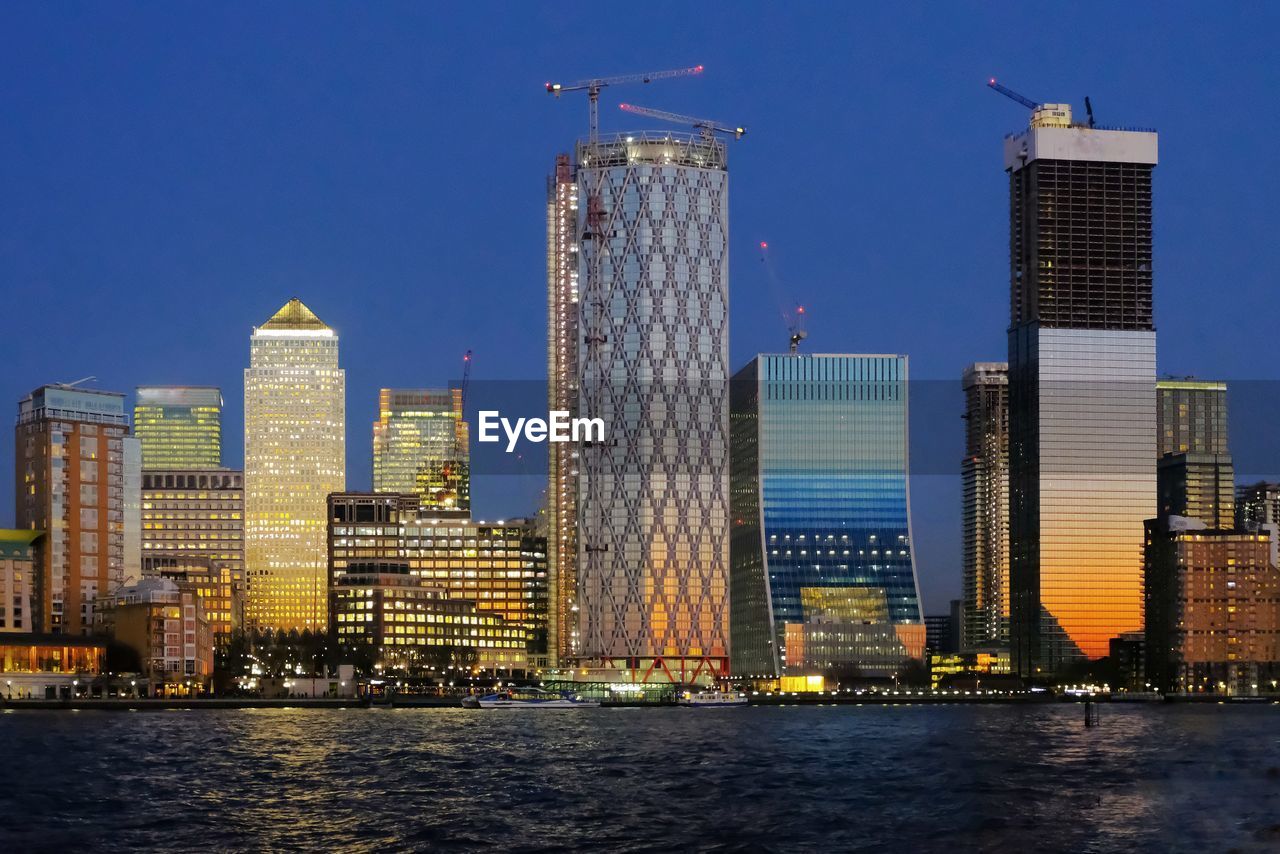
[{"left": 3, "top": 3, "right": 1278, "bottom": 611}]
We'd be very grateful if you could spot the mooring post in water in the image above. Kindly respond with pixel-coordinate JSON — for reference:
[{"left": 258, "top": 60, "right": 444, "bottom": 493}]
[{"left": 1084, "top": 699, "right": 1099, "bottom": 727}]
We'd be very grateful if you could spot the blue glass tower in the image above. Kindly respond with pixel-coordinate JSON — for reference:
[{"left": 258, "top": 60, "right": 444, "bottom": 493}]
[{"left": 730, "top": 354, "right": 925, "bottom": 677}]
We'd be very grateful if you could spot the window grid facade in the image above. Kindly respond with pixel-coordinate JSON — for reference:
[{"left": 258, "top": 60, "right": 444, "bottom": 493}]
[
  {"left": 1006, "top": 123, "right": 1159, "bottom": 676},
  {"left": 140, "top": 469, "right": 244, "bottom": 644},
  {"left": 730, "top": 354, "right": 925, "bottom": 677},
  {"left": 243, "top": 299, "right": 345, "bottom": 632},
  {"left": 15, "top": 386, "right": 130, "bottom": 636},
  {"left": 372, "top": 388, "right": 469, "bottom": 513},
  {"left": 961, "top": 362, "right": 1009, "bottom": 651},
  {"left": 546, "top": 152, "right": 580, "bottom": 667},
  {"left": 328, "top": 494, "right": 547, "bottom": 658},
  {"left": 133, "top": 386, "right": 223, "bottom": 470}
]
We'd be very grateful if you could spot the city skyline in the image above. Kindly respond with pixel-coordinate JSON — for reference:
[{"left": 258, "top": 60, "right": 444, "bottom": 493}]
[
  {"left": 4, "top": 6, "right": 1280, "bottom": 614},
  {"left": 4, "top": 9, "right": 1280, "bottom": 849}
]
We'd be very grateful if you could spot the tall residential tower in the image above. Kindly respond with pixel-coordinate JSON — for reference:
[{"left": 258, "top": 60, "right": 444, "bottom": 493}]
[
  {"left": 243, "top": 299, "right": 345, "bottom": 632},
  {"left": 961, "top": 362, "right": 1009, "bottom": 651},
  {"left": 15, "top": 385, "right": 130, "bottom": 635},
  {"left": 546, "top": 152, "right": 580, "bottom": 667},
  {"left": 1005, "top": 105, "right": 1159, "bottom": 675}
]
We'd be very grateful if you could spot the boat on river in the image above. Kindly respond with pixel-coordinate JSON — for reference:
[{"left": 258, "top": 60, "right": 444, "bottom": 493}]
[
  {"left": 679, "top": 689, "right": 749, "bottom": 707},
  {"left": 461, "top": 687, "right": 600, "bottom": 709}
]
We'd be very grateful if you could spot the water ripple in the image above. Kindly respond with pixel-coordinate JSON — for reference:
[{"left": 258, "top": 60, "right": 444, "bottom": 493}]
[{"left": 1, "top": 705, "right": 1278, "bottom": 851}]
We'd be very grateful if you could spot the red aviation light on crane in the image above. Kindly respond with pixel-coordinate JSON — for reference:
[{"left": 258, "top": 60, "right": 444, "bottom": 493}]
[{"left": 759, "top": 241, "right": 768, "bottom": 249}]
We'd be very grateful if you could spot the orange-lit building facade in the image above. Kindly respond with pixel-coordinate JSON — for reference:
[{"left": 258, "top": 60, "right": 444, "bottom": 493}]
[
  {"left": 1006, "top": 112, "right": 1159, "bottom": 675},
  {"left": 15, "top": 385, "right": 131, "bottom": 636},
  {"left": 1145, "top": 520, "right": 1280, "bottom": 695}
]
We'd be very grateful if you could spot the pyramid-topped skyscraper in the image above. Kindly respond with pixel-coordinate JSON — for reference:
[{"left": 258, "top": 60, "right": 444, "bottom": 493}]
[{"left": 244, "top": 298, "right": 345, "bottom": 631}]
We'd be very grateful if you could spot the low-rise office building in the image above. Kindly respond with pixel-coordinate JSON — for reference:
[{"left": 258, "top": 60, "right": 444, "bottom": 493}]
[
  {"left": 330, "top": 563, "right": 526, "bottom": 671},
  {"left": 327, "top": 493, "right": 547, "bottom": 663}
]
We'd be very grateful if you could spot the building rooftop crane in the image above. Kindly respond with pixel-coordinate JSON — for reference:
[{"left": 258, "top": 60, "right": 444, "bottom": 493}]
[
  {"left": 55, "top": 376, "right": 97, "bottom": 389},
  {"left": 987, "top": 78, "right": 1040, "bottom": 110},
  {"left": 618, "top": 103, "right": 746, "bottom": 140},
  {"left": 545, "top": 65, "right": 704, "bottom": 144},
  {"left": 986, "top": 78, "right": 1077, "bottom": 129},
  {"left": 788, "top": 305, "right": 808, "bottom": 354},
  {"left": 460, "top": 350, "right": 472, "bottom": 411}
]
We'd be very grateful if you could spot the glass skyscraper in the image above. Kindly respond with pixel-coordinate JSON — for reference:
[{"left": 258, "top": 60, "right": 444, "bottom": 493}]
[
  {"left": 243, "top": 298, "right": 345, "bottom": 632},
  {"left": 133, "top": 386, "right": 223, "bottom": 470},
  {"left": 730, "top": 354, "right": 925, "bottom": 677},
  {"left": 1006, "top": 105, "right": 1159, "bottom": 675},
  {"left": 372, "top": 388, "right": 469, "bottom": 513}
]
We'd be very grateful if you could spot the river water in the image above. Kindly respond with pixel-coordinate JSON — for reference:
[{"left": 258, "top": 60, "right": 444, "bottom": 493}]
[{"left": 1, "top": 704, "right": 1277, "bottom": 852}]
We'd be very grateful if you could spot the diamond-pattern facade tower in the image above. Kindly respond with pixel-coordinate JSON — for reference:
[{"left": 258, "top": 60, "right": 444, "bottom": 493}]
[{"left": 575, "top": 133, "right": 730, "bottom": 681}]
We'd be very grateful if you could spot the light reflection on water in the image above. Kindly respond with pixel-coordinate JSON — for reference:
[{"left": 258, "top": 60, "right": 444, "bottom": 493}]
[{"left": 1, "top": 705, "right": 1278, "bottom": 852}]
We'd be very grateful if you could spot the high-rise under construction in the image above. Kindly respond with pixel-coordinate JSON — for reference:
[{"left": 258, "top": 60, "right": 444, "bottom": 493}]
[
  {"left": 1003, "top": 99, "right": 1159, "bottom": 676},
  {"left": 573, "top": 131, "right": 731, "bottom": 682},
  {"left": 546, "top": 152, "right": 580, "bottom": 667}
]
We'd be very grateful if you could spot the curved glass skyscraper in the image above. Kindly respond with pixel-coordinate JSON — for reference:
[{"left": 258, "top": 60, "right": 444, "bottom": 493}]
[{"left": 730, "top": 354, "right": 925, "bottom": 677}]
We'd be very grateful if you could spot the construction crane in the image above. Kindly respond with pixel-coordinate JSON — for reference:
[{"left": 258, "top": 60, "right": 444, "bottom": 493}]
[
  {"left": 456, "top": 350, "right": 472, "bottom": 458},
  {"left": 460, "top": 350, "right": 472, "bottom": 411},
  {"left": 57, "top": 376, "right": 97, "bottom": 389},
  {"left": 759, "top": 241, "right": 808, "bottom": 354},
  {"left": 987, "top": 78, "right": 1082, "bottom": 129},
  {"left": 986, "top": 78, "right": 1040, "bottom": 110},
  {"left": 545, "top": 65, "right": 704, "bottom": 144},
  {"left": 787, "top": 305, "right": 808, "bottom": 354},
  {"left": 618, "top": 103, "right": 746, "bottom": 140}
]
